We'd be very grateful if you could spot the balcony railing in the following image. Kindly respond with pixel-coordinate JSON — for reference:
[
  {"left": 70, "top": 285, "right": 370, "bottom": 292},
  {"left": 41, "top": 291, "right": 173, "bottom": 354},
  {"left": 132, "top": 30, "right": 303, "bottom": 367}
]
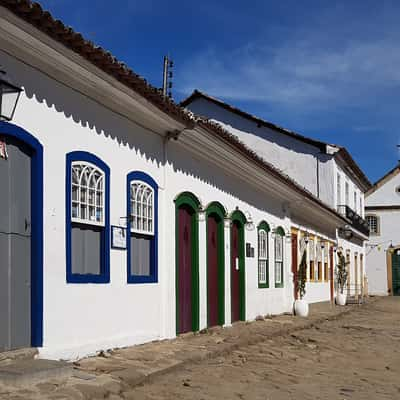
[{"left": 337, "top": 205, "right": 370, "bottom": 237}]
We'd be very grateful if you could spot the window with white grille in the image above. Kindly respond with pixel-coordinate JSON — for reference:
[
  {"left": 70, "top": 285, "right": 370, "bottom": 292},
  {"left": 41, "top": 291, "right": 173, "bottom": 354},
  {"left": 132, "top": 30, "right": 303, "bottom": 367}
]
[
  {"left": 366, "top": 215, "right": 379, "bottom": 235},
  {"left": 258, "top": 229, "right": 268, "bottom": 285},
  {"left": 337, "top": 173, "right": 341, "bottom": 206},
  {"left": 71, "top": 162, "right": 105, "bottom": 225},
  {"left": 130, "top": 181, "right": 154, "bottom": 235},
  {"left": 275, "top": 234, "right": 283, "bottom": 285}
]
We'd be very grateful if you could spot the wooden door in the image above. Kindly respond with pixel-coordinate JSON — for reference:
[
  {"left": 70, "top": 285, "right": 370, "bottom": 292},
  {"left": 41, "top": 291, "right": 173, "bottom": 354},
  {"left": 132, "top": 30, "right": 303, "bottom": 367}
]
[
  {"left": 329, "top": 245, "right": 334, "bottom": 302},
  {"left": 291, "top": 233, "right": 298, "bottom": 300},
  {"left": 354, "top": 255, "right": 358, "bottom": 297},
  {"left": 0, "top": 137, "right": 32, "bottom": 351},
  {"left": 207, "top": 215, "right": 219, "bottom": 327},
  {"left": 231, "top": 221, "right": 241, "bottom": 322},
  {"left": 392, "top": 252, "right": 400, "bottom": 296},
  {"left": 178, "top": 206, "right": 193, "bottom": 333}
]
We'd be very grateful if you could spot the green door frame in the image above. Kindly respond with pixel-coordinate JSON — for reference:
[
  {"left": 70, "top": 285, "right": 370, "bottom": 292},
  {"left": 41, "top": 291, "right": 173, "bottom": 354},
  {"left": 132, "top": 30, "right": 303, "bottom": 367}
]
[
  {"left": 231, "top": 209, "right": 247, "bottom": 321},
  {"left": 175, "top": 192, "right": 200, "bottom": 334},
  {"left": 206, "top": 202, "right": 226, "bottom": 327}
]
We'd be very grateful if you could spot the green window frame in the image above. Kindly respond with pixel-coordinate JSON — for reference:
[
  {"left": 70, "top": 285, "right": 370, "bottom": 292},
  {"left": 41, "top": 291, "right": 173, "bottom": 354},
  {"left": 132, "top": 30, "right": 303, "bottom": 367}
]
[
  {"left": 274, "top": 226, "right": 285, "bottom": 288},
  {"left": 257, "top": 221, "right": 270, "bottom": 288}
]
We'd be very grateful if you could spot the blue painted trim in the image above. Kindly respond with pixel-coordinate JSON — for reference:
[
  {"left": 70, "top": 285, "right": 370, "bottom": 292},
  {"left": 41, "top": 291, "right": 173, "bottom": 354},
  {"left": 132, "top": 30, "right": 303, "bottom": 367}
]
[
  {"left": 126, "top": 171, "right": 158, "bottom": 284},
  {"left": 0, "top": 121, "right": 43, "bottom": 347},
  {"left": 66, "top": 151, "right": 110, "bottom": 283}
]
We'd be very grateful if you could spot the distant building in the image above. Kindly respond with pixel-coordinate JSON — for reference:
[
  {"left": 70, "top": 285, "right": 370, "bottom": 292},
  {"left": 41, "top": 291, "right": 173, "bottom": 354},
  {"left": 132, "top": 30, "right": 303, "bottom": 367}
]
[
  {"left": 182, "top": 90, "right": 371, "bottom": 303},
  {"left": 365, "top": 166, "right": 400, "bottom": 296}
]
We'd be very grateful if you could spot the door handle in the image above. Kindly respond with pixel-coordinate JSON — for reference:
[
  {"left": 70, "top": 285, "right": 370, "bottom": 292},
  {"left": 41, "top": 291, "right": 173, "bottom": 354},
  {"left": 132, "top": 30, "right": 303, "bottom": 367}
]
[
  {"left": 25, "top": 218, "right": 31, "bottom": 232},
  {"left": 235, "top": 257, "right": 239, "bottom": 271}
]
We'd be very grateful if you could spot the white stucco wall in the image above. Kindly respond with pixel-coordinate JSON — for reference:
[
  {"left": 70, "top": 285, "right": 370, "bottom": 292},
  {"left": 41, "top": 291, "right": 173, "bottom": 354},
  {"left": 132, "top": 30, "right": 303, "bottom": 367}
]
[
  {"left": 2, "top": 50, "right": 309, "bottom": 360},
  {"left": 334, "top": 164, "right": 365, "bottom": 216},
  {"left": 367, "top": 172, "right": 400, "bottom": 207},
  {"left": 365, "top": 171, "right": 400, "bottom": 295},
  {"left": 185, "top": 97, "right": 336, "bottom": 207},
  {"left": 364, "top": 210, "right": 400, "bottom": 295}
]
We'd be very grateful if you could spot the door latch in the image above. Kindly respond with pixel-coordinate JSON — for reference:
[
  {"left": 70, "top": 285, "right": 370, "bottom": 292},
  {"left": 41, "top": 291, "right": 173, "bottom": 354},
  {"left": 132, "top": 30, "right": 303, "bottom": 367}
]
[{"left": 235, "top": 257, "right": 240, "bottom": 271}]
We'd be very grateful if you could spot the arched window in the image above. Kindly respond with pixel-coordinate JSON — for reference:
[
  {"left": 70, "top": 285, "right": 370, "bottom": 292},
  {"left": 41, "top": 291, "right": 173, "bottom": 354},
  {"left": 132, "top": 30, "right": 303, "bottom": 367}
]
[
  {"left": 274, "top": 227, "right": 284, "bottom": 288},
  {"left": 130, "top": 181, "right": 154, "bottom": 235},
  {"left": 366, "top": 215, "right": 379, "bottom": 235},
  {"left": 258, "top": 221, "right": 270, "bottom": 288},
  {"left": 71, "top": 162, "right": 105, "bottom": 224},
  {"left": 66, "top": 152, "right": 110, "bottom": 283},
  {"left": 127, "top": 171, "right": 158, "bottom": 283}
]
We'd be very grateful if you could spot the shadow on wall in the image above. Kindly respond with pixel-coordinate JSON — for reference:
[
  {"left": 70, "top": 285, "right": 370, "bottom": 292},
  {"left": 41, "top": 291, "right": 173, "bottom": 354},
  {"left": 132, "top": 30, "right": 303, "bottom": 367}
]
[
  {"left": 168, "top": 141, "right": 286, "bottom": 219},
  {"left": 187, "top": 98, "right": 331, "bottom": 162},
  {"left": 3, "top": 51, "right": 296, "bottom": 218},
  {"left": 0, "top": 50, "right": 164, "bottom": 167}
]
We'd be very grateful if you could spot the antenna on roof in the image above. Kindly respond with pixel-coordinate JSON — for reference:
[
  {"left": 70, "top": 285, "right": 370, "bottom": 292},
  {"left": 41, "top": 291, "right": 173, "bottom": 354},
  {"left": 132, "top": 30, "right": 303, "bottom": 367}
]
[{"left": 162, "top": 55, "right": 173, "bottom": 100}]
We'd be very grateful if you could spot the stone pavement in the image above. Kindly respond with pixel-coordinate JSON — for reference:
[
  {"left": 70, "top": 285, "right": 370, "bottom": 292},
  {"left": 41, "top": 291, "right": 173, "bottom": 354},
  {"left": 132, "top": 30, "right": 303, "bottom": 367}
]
[{"left": 0, "top": 300, "right": 367, "bottom": 399}]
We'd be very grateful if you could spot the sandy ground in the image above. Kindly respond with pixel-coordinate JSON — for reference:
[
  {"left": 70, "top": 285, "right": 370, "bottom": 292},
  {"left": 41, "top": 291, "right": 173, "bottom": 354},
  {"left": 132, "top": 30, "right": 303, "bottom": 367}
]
[
  {"left": 128, "top": 297, "right": 400, "bottom": 400},
  {"left": 1, "top": 297, "right": 399, "bottom": 399}
]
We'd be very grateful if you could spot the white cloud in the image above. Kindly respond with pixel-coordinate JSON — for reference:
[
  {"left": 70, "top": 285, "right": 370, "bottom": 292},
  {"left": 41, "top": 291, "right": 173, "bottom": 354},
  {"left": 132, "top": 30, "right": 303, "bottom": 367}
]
[{"left": 179, "top": 36, "right": 400, "bottom": 110}]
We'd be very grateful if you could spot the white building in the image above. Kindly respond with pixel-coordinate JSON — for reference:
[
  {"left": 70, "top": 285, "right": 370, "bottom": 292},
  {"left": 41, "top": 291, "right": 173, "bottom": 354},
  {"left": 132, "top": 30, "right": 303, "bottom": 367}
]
[
  {"left": 365, "top": 165, "right": 400, "bottom": 296},
  {"left": 0, "top": 1, "right": 368, "bottom": 361},
  {"left": 182, "top": 91, "right": 371, "bottom": 302}
]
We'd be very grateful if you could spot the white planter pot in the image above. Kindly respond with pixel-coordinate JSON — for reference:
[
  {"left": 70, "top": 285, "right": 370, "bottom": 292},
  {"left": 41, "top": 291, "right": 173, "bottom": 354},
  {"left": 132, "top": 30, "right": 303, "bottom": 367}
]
[
  {"left": 294, "top": 299, "right": 309, "bottom": 317},
  {"left": 336, "top": 293, "right": 347, "bottom": 306}
]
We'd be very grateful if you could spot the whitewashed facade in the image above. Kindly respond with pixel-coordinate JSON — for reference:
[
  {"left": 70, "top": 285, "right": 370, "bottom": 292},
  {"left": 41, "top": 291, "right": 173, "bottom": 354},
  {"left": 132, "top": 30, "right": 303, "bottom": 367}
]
[
  {"left": 0, "top": 2, "right": 367, "bottom": 361},
  {"left": 182, "top": 91, "right": 370, "bottom": 303},
  {"left": 365, "top": 166, "right": 400, "bottom": 296}
]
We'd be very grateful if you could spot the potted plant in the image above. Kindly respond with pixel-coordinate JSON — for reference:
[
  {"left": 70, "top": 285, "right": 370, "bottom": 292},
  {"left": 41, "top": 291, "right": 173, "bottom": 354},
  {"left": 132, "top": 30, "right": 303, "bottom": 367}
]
[
  {"left": 336, "top": 252, "right": 348, "bottom": 306},
  {"left": 294, "top": 249, "right": 309, "bottom": 317}
]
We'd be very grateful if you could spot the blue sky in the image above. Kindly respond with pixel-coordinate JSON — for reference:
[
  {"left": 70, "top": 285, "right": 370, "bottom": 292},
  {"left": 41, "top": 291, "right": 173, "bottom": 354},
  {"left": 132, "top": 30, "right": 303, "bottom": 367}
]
[{"left": 39, "top": 0, "right": 400, "bottom": 183}]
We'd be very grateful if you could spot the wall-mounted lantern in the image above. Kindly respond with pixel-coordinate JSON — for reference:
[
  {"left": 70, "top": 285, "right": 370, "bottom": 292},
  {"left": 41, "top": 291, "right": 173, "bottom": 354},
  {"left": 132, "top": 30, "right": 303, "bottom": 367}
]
[{"left": 0, "top": 66, "right": 23, "bottom": 121}]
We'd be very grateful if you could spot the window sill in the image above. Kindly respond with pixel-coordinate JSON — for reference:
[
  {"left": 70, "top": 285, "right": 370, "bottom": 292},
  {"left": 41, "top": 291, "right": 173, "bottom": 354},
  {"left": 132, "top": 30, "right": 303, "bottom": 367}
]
[
  {"left": 127, "top": 275, "right": 158, "bottom": 284},
  {"left": 67, "top": 273, "right": 110, "bottom": 284},
  {"left": 258, "top": 283, "right": 269, "bottom": 289}
]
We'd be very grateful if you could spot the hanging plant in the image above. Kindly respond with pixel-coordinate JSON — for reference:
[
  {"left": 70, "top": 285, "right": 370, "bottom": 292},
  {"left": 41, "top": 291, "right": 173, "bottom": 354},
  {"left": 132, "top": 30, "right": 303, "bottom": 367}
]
[
  {"left": 337, "top": 252, "right": 349, "bottom": 294},
  {"left": 298, "top": 249, "right": 307, "bottom": 299}
]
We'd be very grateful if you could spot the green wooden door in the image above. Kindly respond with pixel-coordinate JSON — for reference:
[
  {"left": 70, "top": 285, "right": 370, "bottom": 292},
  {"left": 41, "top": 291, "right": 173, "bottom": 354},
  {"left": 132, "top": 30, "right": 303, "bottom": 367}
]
[{"left": 392, "top": 252, "right": 400, "bottom": 296}]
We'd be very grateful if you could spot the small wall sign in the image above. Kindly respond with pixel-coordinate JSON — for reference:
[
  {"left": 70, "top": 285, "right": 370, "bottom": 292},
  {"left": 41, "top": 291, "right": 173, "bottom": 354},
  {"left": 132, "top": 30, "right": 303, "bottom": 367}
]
[{"left": 111, "top": 226, "right": 127, "bottom": 249}]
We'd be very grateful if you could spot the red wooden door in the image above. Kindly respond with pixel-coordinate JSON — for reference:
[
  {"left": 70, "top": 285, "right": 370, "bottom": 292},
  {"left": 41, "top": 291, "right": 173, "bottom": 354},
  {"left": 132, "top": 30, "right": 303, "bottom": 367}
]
[
  {"left": 329, "top": 245, "right": 334, "bottom": 302},
  {"left": 291, "top": 233, "right": 298, "bottom": 300},
  {"left": 231, "top": 221, "right": 240, "bottom": 323},
  {"left": 178, "top": 207, "right": 193, "bottom": 334},
  {"left": 207, "top": 215, "right": 219, "bottom": 327}
]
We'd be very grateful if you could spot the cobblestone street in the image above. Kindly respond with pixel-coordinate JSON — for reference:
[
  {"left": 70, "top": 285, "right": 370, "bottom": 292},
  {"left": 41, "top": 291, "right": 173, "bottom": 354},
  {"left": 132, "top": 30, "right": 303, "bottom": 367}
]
[
  {"left": 130, "top": 297, "right": 400, "bottom": 400},
  {"left": 1, "top": 297, "right": 400, "bottom": 399}
]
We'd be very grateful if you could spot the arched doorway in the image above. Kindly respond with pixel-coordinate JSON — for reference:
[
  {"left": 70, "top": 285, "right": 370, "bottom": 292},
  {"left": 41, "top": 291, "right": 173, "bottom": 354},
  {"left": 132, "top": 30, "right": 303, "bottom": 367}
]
[
  {"left": 175, "top": 192, "right": 200, "bottom": 334},
  {"left": 206, "top": 202, "right": 226, "bottom": 327},
  {"left": 230, "top": 209, "right": 246, "bottom": 323},
  {"left": 0, "top": 122, "right": 43, "bottom": 351},
  {"left": 391, "top": 249, "right": 400, "bottom": 296}
]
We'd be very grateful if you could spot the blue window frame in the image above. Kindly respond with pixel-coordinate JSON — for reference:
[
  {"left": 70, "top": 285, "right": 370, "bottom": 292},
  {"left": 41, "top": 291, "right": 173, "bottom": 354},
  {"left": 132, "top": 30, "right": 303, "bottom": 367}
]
[
  {"left": 66, "top": 151, "right": 110, "bottom": 283},
  {"left": 127, "top": 171, "right": 158, "bottom": 284}
]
